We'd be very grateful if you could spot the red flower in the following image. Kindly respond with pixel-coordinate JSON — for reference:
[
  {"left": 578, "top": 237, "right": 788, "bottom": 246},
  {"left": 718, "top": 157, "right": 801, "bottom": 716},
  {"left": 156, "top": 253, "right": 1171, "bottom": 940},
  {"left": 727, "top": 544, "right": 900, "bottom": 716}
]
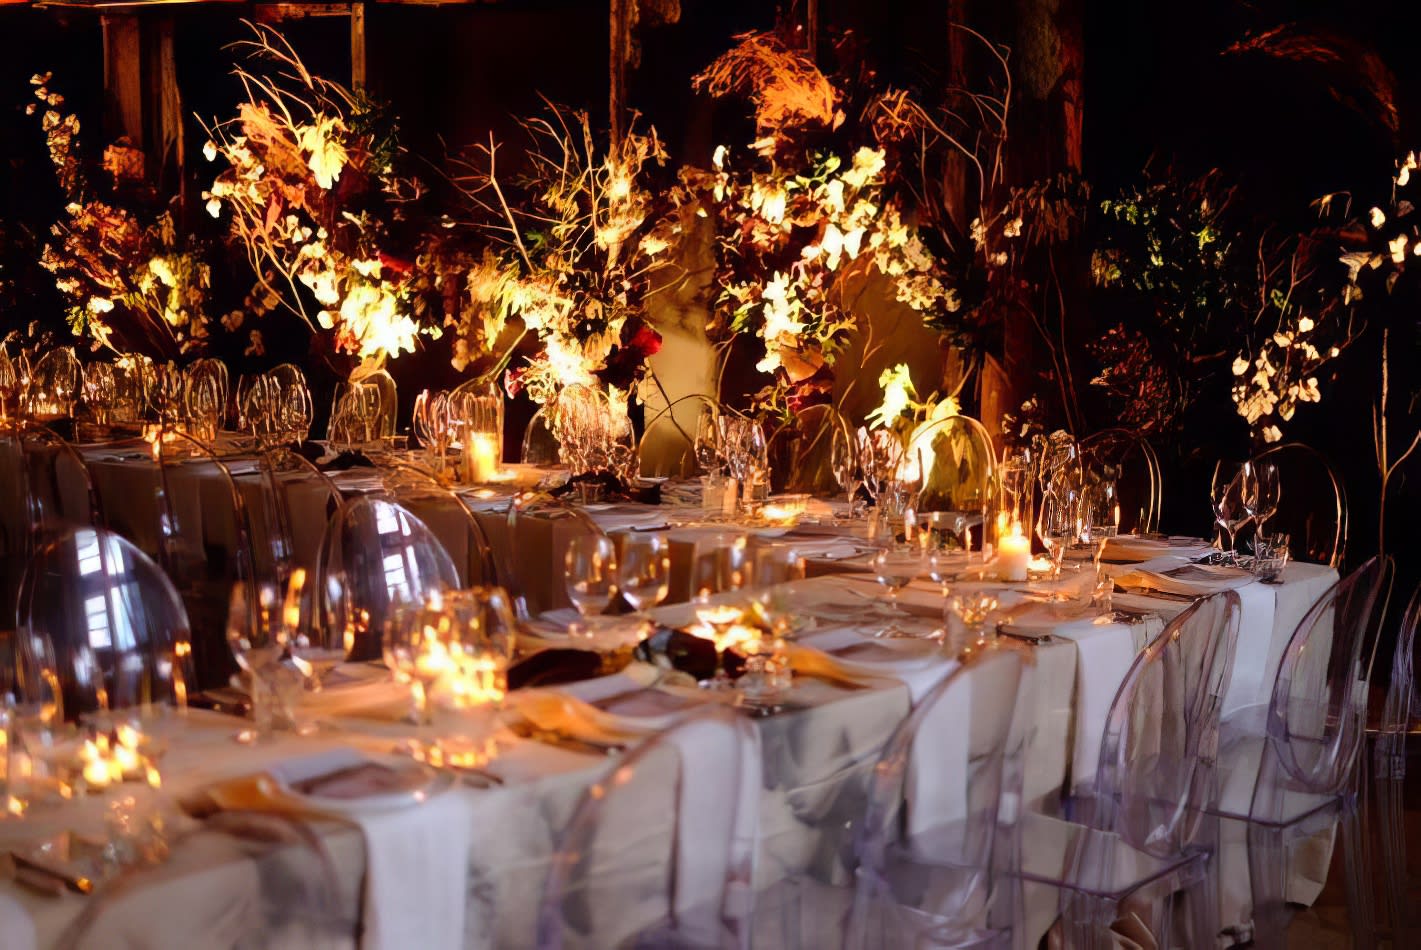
[
  {"left": 378, "top": 252, "right": 413, "bottom": 277},
  {"left": 625, "top": 322, "right": 662, "bottom": 359}
]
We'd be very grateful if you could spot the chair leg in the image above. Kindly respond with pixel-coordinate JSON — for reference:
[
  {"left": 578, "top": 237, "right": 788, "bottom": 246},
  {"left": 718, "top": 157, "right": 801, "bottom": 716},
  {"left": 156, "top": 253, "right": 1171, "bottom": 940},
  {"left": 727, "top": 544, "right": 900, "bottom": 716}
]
[
  {"left": 1059, "top": 892, "right": 1117, "bottom": 950},
  {"left": 1246, "top": 823, "right": 1290, "bottom": 950},
  {"left": 1377, "top": 775, "right": 1410, "bottom": 944},
  {"left": 1339, "top": 799, "right": 1375, "bottom": 949}
]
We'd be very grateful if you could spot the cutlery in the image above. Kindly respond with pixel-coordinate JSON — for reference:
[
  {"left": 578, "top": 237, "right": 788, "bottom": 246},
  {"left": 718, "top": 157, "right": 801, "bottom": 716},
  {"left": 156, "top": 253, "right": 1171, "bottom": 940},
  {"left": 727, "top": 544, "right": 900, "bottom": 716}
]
[
  {"left": 505, "top": 719, "right": 626, "bottom": 757},
  {"left": 1115, "top": 585, "right": 1196, "bottom": 603},
  {"left": 9, "top": 851, "right": 94, "bottom": 896}
]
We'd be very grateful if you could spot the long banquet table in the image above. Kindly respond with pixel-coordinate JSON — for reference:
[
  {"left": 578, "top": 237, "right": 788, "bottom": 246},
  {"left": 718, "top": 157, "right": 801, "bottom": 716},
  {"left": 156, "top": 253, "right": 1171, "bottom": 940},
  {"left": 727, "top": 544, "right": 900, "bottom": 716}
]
[{"left": 0, "top": 448, "right": 1342, "bottom": 948}]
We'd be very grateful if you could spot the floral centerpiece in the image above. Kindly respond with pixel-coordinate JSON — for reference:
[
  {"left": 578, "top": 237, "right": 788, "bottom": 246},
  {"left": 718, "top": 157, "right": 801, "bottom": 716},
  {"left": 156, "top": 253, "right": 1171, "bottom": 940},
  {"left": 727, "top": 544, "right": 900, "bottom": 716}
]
[
  {"left": 442, "top": 105, "right": 671, "bottom": 408},
  {"left": 200, "top": 24, "right": 436, "bottom": 369},
  {"left": 28, "top": 73, "right": 211, "bottom": 359},
  {"left": 658, "top": 30, "right": 954, "bottom": 420}
]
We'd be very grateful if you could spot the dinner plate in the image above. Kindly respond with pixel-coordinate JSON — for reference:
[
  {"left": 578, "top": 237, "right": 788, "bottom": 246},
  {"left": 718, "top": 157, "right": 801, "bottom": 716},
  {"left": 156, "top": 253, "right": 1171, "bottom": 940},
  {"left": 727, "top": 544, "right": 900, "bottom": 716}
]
[{"left": 264, "top": 749, "right": 450, "bottom": 815}]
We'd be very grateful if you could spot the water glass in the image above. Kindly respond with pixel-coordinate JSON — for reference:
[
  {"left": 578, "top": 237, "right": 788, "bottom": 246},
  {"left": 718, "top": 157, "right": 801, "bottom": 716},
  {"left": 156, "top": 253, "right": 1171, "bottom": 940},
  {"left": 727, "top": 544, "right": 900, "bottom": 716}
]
[
  {"left": 564, "top": 535, "right": 619, "bottom": 639},
  {"left": 618, "top": 533, "right": 671, "bottom": 627}
]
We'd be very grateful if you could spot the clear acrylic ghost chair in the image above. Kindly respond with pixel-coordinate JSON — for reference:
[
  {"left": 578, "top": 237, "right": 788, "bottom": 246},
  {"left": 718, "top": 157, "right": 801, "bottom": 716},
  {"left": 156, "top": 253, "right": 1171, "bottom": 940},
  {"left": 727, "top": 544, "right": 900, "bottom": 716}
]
[
  {"left": 1374, "top": 584, "right": 1421, "bottom": 946},
  {"left": 766, "top": 403, "right": 852, "bottom": 496},
  {"left": 535, "top": 704, "right": 760, "bottom": 949},
  {"left": 59, "top": 809, "right": 354, "bottom": 947},
  {"left": 152, "top": 428, "right": 258, "bottom": 691},
  {"left": 380, "top": 459, "right": 499, "bottom": 587},
  {"left": 1210, "top": 556, "right": 1386, "bottom": 946},
  {"left": 1243, "top": 442, "right": 1347, "bottom": 568},
  {"left": 911, "top": 414, "right": 997, "bottom": 521},
  {"left": 842, "top": 640, "right": 1031, "bottom": 950},
  {"left": 638, "top": 393, "right": 722, "bottom": 479},
  {"left": 316, "top": 496, "right": 459, "bottom": 662},
  {"left": 501, "top": 490, "right": 606, "bottom": 620},
  {"left": 1079, "top": 428, "right": 1162, "bottom": 536},
  {"left": 1018, "top": 591, "right": 1243, "bottom": 950},
  {"left": 17, "top": 526, "right": 193, "bottom": 724},
  {"left": 0, "top": 423, "right": 104, "bottom": 619}
]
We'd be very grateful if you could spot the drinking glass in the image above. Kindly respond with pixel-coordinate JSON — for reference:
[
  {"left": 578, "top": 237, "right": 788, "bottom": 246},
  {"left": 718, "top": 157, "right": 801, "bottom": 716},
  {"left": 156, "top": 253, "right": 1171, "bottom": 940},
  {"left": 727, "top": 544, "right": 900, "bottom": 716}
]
[
  {"left": 691, "top": 535, "right": 748, "bottom": 638},
  {"left": 1080, "top": 479, "right": 1120, "bottom": 607},
  {"left": 563, "top": 535, "right": 619, "bottom": 639},
  {"left": 747, "top": 543, "right": 806, "bottom": 631},
  {"left": 945, "top": 584, "right": 1000, "bottom": 650},
  {"left": 289, "top": 569, "right": 351, "bottom": 691},
  {"left": 618, "top": 533, "right": 671, "bottom": 632},
  {"left": 224, "top": 581, "right": 300, "bottom": 743},
  {"left": 830, "top": 423, "right": 862, "bottom": 520},
  {"left": 1211, "top": 461, "right": 1251, "bottom": 562},
  {"left": 384, "top": 597, "right": 448, "bottom": 726},
  {"left": 694, "top": 407, "right": 722, "bottom": 476},
  {"left": 1242, "top": 460, "right": 1280, "bottom": 535},
  {"left": 1036, "top": 490, "right": 1077, "bottom": 582},
  {"left": 870, "top": 549, "right": 918, "bottom": 638}
]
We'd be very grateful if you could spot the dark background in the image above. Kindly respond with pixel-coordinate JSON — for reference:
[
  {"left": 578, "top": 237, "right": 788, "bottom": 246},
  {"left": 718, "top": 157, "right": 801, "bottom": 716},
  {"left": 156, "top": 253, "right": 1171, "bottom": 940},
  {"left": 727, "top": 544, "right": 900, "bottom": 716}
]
[{"left": 0, "top": 0, "right": 1416, "bottom": 623}]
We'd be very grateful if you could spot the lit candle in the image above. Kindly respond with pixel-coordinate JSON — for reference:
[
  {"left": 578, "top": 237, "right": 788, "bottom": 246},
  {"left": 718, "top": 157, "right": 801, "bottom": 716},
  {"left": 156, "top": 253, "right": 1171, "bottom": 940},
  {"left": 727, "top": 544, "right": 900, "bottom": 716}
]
[
  {"left": 463, "top": 433, "right": 500, "bottom": 484},
  {"left": 996, "top": 524, "right": 1031, "bottom": 582}
]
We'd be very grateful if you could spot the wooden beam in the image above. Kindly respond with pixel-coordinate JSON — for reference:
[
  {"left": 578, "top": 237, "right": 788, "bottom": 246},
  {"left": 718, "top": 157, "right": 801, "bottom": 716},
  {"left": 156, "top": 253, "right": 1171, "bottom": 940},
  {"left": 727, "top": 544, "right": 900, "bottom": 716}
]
[
  {"left": 101, "top": 12, "right": 144, "bottom": 147},
  {"left": 350, "top": 1, "right": 366, "bottom": 93}
]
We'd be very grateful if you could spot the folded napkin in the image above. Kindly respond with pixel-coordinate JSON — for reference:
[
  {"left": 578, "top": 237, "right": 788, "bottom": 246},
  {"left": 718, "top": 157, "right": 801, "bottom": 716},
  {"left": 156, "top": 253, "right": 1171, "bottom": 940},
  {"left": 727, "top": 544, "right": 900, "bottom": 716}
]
[
  {"left": 782, "top": 538, "right": 873, "bottom": 561},
  {"left": 294, "top": 664, "right": 407, "bottom": 721},
  {"left": 1103, "top": 535, "right": 1215, "bottom": 563},
  {"left": 1113, "top": 559, "right": 1256, "bottom": 597},
  {"left": 191, "top": 750, "right": 471, "bottom": 950},
  {"left": 791, "top": 626, "right": 951, "bottom": 703},
  {"left": 504, "top": 662, "right": 680, "bottom": 742},
  {"left": 996, "top": 602, "right": 1116, "bottom": 640}
]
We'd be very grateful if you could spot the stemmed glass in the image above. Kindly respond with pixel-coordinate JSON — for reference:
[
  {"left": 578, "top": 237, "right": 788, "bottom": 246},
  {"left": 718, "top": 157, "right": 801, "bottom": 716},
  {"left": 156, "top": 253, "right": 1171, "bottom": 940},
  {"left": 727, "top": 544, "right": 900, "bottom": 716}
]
[
  {"left": 1242, "top": 460, "right": 1281, "bottom": 540},
  {"left": 831, "top": 423, "right": 862, "bottom": 520},
  {"left": 1211, "top": 461, "right": 1251, "bottom": 563},
  {"left": 618, "top": 533, "right": 671, "bottom": 635},
  {"left": 1036, "top": 490, "right": 1078, "bottom": 583},
  {"left": 289, "top": 569, "right": 351, "bottom": 691},
  {"left": 870, "top": 548, "right": 918, "bottom": 638},
  {"left": 694, "top": 407, "right": 722, "bottom": 476},
  {"left": 563, "top": 535, "right": 619, "bottom": 640},
  {"left": 691, "top": 535, "right": 749, "bottom": 641},
  {"left": 1080, "top": 478, "right": 1120, "bottom": 607},
  {"left": 225, "top": 580, "right": 301, "bottom": 743}
]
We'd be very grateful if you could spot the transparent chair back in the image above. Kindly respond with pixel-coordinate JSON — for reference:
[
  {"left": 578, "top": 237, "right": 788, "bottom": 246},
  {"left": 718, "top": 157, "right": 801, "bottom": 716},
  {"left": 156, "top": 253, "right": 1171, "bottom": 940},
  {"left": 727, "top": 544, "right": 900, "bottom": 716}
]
[
  {"left": 316, "top": 496, "right": 459, "bottom": 662},
  {"left": 17, "top": 526, "right": 192, "bottom": 723},
  {"left": 1251, "top": 556, "right": 1386, "bottom": 819},
  {"left": 1079, "top": 427, "right": 1162, "bottom": 535},
  {"left": 536, "top": 705, "right": 760, "bottom": 949},
  {"left": 349, "top": 360, "right": 398, "bottom": 439},
  {"left": 522, "top": 406, "right": 561, "bottom": 466},
  {"left": 1375, "top": 584, "right": 1421, "bottom": 943},
  {"left": 847, "top": 642, "right": 1029, "bottom": 950},
  {"left": 60, "top": 810, "right": 353, "bottom": 947},
  {"left": 1090, "top": 591, "right": 1242, "bottom": 857},
  {"left": 153, "top": 428, "right": 256, "bottom": 690},
  {"left": 1246, "top": 442, "right": 1347, "bottom": 568},
  {"left": 638, "top": 393, "right": 721, "bottom": 480},
  {"left": 767, "top": 403, "right": 850, "bottom": 495},
  {"left": 248, "top": 447, "right": 343, "bottom": 588},
  {"left": 380, "top": 459, "right": 499, "bottom": 587},
  {"left": 912, "top": 414, "right": 996, "bottom": 517},
  {"left": 502, "top": 491, "right": 605, "bottom": 620}
]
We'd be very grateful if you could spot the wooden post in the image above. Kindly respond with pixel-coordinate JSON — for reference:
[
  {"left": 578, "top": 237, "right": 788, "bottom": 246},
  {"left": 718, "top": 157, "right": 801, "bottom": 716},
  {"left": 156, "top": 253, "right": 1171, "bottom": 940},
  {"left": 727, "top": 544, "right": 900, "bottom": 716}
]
[
  {"left": 609, "top": 0, "right": 629, "bottom": 146},
  {"left": 101, "top": 13, "right": 144, "bottom": 148},
  {"left": 350, "top": 1, "right": 367, "bottom": 93}
]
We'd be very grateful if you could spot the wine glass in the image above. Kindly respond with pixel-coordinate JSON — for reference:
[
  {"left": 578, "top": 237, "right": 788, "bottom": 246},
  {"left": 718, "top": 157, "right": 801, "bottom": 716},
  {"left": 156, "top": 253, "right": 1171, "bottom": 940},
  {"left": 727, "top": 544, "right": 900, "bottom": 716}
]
[
  {"left": 1036, "top": 490, "right": 1077, "bottom": 583},
  {"left": 830, "top": 423, "right": 862, "bottom": 520},
  {"left": 225, "top": 580, "right": 298, "bottom": 743},
  {"left": 1080, "top": 479, "right": 1120, "bottom": 607},
  {"left": 1243, "top": 460, "right": 1280, "bottom": 536},
  {"left": 1211, "top": 461, "right": 1251, "bottom": 563},
  {"left": 870, "top": 549, "right": 918, "bottom": 638},
  {"left": 691, "top": 535, "right": 748, "bottom": 639},
  {"left": 619, "top": 533, "right": 671, "bottom": 633},
  {"left": 694, "top": 407, "right": 722, "bottom": 476},
  {"left": 384, "top": 596, "right": 447, "bottom": 726},
  {"left": 563, "top": 535, "right": 619, "bottom": 640},
  {"left": 289, "top": 569, "right": 352, "bottom": 691}
]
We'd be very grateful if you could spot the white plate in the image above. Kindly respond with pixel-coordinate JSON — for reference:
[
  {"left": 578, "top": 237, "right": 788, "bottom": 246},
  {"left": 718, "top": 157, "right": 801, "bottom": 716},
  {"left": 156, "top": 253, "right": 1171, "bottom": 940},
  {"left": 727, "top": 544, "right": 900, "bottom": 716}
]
[{"left": 264, "top": 749, "right": 449, "bottom": 815}]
